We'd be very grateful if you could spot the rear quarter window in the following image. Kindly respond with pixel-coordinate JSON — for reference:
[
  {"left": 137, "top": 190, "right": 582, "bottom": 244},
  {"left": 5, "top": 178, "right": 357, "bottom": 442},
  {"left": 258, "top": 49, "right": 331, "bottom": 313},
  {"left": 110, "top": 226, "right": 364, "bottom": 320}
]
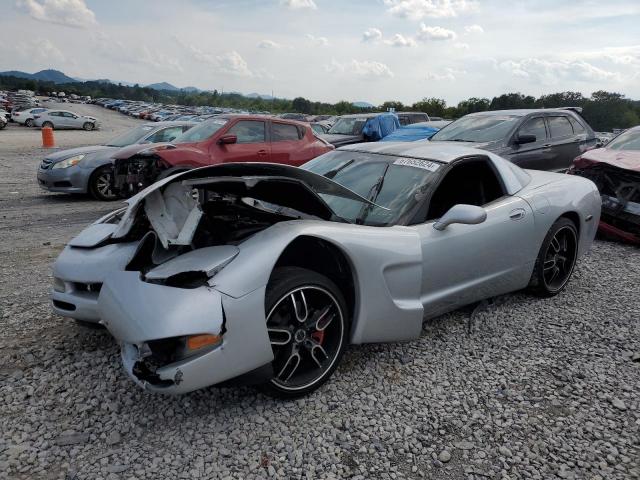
[
  {"left": 272, "top": 122, "right": 302, "bottom": 141},
  {"left": 548, "top": 116, "right": 574, "bottom": 138}
]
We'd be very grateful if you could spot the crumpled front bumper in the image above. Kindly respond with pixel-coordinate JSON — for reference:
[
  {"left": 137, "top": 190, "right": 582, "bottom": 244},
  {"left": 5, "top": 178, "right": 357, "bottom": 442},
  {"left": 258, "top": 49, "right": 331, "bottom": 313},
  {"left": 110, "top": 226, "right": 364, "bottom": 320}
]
[{"left": 98, "top": 271, "right": 274, "bottom": 394}]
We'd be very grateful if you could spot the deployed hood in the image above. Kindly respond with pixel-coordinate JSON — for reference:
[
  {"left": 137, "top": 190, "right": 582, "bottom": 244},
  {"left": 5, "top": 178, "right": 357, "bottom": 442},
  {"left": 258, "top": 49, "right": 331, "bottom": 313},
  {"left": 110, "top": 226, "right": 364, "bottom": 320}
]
[
  {"left": 111, "top": 162, "right": 381, "bottom": 244},
  {"left": 320, "top": 133, "right": 363, "bottom": 147},
  {"left": 44, "top": 145, "right": 114, "bottom": 162},
  {"left": 576, "top": 147, "right": 640, "bottom": 172}
]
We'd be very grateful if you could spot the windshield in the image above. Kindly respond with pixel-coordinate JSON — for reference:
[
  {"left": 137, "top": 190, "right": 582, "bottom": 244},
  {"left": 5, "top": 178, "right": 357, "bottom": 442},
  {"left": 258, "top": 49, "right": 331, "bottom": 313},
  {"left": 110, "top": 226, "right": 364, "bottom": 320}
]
[
  {"left": 174, "top": 117, "right": 228, "bottom": 143},
  {"left": 303, "top": 150, "right": 440, "bottom": 226},
  {"left": 327, "top": 117, "right": 368, "bottom": 136},
  {"left": 607, "top": 129, "right": 640, "bottom": 151},
  {"left": 105, "top": 125, "right": 155, "bottom": 147},
  {"left": 431, "top": 114, "right": 520, "bottom": 142}
]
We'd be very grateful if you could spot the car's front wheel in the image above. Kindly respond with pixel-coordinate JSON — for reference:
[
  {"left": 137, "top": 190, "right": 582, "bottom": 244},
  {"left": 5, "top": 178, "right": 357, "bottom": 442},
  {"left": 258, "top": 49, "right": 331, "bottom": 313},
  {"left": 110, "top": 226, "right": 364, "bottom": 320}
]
[
  {"left": 83, "top": 122, "right": 94, "bottom": 131},
  {"left": 262, "top": 267, "right": 349, "bottom": 398},
  {"left": 528, "top": 217, "right": 578, "bottom": 297},
  {"left": 89, "top": 166, "right": 118, "bottom": 201},
  {"left": 25, "top": 118, "right": 35, "bottom": 127}
]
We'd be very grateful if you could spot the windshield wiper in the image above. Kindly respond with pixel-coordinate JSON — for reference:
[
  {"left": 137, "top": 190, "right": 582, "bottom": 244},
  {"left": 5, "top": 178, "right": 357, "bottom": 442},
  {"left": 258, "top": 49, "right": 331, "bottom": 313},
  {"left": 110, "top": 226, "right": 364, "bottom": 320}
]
[
  {"left": 356, "top": 164, "right": 389, "bottom": 224},
  {"left": 323, "top": 159, "right": 355, "bottom": 179},
  {"left": 448, "top": 138, "right": 476, "bottom": 142}
]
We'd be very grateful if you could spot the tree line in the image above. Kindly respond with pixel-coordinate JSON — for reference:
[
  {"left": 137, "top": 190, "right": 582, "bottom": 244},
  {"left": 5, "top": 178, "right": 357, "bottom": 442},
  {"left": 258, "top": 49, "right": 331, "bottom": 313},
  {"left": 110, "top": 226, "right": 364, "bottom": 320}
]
[{"left": 2, "top": 74, "right": 638, "bottom": 131}]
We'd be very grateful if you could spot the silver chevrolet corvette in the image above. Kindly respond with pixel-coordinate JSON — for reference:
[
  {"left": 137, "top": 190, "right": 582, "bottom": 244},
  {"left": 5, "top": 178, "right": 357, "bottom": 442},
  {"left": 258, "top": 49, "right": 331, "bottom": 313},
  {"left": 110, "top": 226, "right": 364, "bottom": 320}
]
[{"left": 51, "top": 143, "right": 601, "bottom": 397}]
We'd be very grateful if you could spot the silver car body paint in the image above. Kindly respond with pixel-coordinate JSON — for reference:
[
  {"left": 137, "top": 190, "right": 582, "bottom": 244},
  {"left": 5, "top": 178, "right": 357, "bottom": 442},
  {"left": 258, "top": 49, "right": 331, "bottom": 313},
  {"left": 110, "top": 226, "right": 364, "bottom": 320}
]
[
  {"left": 145, "top": 245, "right": 239, "bottom": 280},
  {"left": 50, "top": 143, "right": 601, "bottom": 393}
]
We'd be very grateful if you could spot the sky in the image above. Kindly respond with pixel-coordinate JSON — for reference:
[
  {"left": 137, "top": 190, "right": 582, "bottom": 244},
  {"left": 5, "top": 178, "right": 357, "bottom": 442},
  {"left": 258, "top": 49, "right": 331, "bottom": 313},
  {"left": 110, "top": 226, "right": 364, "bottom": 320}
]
[{"left": 2, "top": 0, "right": 640, "bottom": 105}]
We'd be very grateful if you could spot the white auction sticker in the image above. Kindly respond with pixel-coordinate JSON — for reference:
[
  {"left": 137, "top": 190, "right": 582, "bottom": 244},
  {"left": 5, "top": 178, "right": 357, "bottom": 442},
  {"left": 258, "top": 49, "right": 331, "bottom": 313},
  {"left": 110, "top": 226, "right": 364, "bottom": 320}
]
[{"left": 393, "top": 158, "right": 440, "bottom": 172}]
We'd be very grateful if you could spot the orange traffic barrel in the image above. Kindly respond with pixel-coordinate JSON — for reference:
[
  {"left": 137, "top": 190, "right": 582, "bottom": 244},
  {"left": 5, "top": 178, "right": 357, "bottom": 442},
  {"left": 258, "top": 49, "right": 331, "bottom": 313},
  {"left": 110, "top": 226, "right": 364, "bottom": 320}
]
[{"left": 42, "top": 127, "right": 55, "bottom": 148}]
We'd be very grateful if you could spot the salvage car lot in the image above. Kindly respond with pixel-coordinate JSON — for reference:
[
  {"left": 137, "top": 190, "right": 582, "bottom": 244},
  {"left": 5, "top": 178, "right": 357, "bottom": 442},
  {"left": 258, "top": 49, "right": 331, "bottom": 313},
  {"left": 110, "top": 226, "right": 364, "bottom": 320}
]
[{"left": 1, "top": 104, "right": 639, "bottom": 479}]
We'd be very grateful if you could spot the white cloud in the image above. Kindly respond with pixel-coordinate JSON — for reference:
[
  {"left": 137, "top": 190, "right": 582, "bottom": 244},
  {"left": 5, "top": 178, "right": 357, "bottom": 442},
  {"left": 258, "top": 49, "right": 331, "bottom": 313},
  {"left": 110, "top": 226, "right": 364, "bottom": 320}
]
[
  {"left": 306, "top": 34, "right": 329, "bottom": 46},
  {"left": 385, "top": 34, "right": 417, "bottom": 47},
  {"left": 362, "top": 27, "right": 383, "bottom": 43},
  {"left": 464, "top": 24, "right": 483, "bottom": 34},
  {"left": 93, "top": 32, "right": 182, "bottom": 72},
  {"left": 280, "top": 0, "right": 317, "bottom": 10},
  {"left": 498, "top": 58, "right": 621, "bottom": 84},
  {"left": 426, "top": 67, "right": 466, "bottom": 81},
  {"left": 215, "top": 51, "right": 252, "bottom": 77},
  {"left": 384, "top": 0, "right": 477, "bottom": 20},
  {"left": 326, "top": 59, "right": 394, "bottom": 79},
  {"left": 16, "top": 0, "right": 97, "bottom": 28},
  {"left": 16, "top": 38, "right": 66, "bottom": 64},
  {"left": 417, "top": 24, "right": 457, "bottom": 41},
  {"left": 453, "top": 42, "right": 470, "bottom": 50},
  {"left": 257, "top": 39, "right": 283, "bottom": 49}
]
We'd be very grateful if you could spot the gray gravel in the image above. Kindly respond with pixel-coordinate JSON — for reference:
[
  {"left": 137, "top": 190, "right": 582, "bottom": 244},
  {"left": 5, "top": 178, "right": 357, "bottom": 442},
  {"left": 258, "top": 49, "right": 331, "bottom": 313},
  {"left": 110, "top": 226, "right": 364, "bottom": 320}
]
[{"left": 1, "top": 104, "right": 639, "bottom": 479}]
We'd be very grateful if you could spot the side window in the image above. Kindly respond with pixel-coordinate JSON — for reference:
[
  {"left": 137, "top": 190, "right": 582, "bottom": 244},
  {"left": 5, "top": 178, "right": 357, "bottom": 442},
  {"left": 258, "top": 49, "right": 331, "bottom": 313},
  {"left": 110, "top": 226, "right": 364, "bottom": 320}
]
[
  {"left": 518, "top": 117, "right": 547, "bottom": 142},
  {"left": 272, "top": 122, "right": 301, "bottom": 142},
  {"left": 568, "top": 116, "right": 586, "bottom": 134},
  {"left": 49, "top": 112, "right": 60, "bottom": 117},
  {"left": 548, "top": 116, "right": 574, "bottom": 138},
  {"left": 145, "top": 126, "right": 184, "bottom": 143},
  {"left": 426, "top": 160, "right": 505, "bottom": 221},
  {"left": 398, "top": 115, "right": 410, "bottom": 126},
  {"left": 227, "top": 120, "right": 266, "bottom": 144}
]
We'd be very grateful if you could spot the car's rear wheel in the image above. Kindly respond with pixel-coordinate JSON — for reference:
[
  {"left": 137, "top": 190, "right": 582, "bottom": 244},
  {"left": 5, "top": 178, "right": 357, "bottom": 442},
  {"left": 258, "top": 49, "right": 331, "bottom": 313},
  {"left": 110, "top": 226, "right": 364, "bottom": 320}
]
[
  {"left": 89, "top": 166, "right": 118, "bottom": 201},
  {"left": 83, "top": 122, "right": 94, "bottom": 131},
  {"left": 261, "top": 267, "right": 349, "bottom": 398},
  {"left": 528, "top": 217, "right": 578, "bottom": 297},
  {"left": 42, "top": 121, "right": 53, "bottom": 129},
  {"left": 25, "top": 118, "right": 34, "bottom": 127}
]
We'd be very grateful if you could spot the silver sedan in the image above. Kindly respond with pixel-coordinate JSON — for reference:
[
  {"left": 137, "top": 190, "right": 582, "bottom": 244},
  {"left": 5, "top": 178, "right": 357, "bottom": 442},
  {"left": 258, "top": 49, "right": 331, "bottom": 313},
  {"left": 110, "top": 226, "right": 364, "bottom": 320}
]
[
  {"left": 51, "top": 143, "right": 601, "bottom": 397},
  {"left": 34, "top": 110, "right": 100, "bottom": 130}
]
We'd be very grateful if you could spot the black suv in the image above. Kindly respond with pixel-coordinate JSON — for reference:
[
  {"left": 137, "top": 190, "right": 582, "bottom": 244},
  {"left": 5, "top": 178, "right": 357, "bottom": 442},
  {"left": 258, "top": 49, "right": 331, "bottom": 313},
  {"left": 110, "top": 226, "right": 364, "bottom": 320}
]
[{"left": 430, "top": 108, "right": 598, "bottom": 171}]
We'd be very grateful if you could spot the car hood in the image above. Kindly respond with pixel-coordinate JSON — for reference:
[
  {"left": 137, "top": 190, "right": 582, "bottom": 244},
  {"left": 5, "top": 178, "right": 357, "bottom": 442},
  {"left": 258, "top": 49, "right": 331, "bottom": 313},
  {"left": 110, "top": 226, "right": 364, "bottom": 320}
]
[
  {"left": 576, "top": 147, "right": 640, "bottom": 172},
  {"left": 110, "top": 162, "right": 381, "bottom": 244},
  {"left": 44, "top": 145, "right": 115, "bottom": 162},
  {"left": 320, "top": 133, "right": 363, "bottom": 147}
]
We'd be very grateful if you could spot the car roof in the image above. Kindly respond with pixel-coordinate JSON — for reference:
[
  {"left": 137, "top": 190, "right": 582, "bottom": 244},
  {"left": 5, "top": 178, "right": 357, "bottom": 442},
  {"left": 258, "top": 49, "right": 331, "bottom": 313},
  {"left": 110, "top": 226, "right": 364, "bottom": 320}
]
[
  {"left": 338, "top": 141, "right": 491, "bottom": 163},
  {"left": 337, "top": 113, "right": 385, "bottom": 119},
  {"left": 144, "top": 121, "right": 196, "bottom": 127},
  {"left": 466, "top": 108, "right": 580, "bottom": 117}
]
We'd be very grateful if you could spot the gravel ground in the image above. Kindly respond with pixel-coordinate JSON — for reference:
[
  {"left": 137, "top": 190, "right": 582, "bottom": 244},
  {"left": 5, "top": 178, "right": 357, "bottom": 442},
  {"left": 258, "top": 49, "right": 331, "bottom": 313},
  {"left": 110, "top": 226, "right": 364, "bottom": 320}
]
[{"left": 1, "top": 103, "right": 639, "bottom": 480}]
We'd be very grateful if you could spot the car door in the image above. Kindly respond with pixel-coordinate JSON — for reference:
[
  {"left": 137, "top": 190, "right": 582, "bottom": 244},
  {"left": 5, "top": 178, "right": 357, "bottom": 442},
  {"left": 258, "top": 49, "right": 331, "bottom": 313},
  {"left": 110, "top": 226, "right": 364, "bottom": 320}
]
[
  {"left": 546, "top": 115, "right": 580, "bottom": 171},
  {"left": 507, "top": 116, "right": 556, "bottom": 171},
  {"left": 215, "top": 119, "right": 270, "bottom": 163},
  {"left": 269, "top": 121, "right": 307, "bottom": 166},
  {"left": 412, "top": 158, "right": 536, "bottom": 318}
]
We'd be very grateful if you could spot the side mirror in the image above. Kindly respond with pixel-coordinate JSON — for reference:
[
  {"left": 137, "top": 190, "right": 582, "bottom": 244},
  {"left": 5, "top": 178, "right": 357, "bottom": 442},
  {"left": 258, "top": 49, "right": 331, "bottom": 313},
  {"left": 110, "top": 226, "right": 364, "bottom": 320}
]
[
  {"left": 218, "top": 134, "right": 237, "bottom": 145},
  {"left": 433, "top": 204, "right": 487, "bottom": 231},
  {"left": 515, "top": 133, "right": 536, "bottom": 145}
]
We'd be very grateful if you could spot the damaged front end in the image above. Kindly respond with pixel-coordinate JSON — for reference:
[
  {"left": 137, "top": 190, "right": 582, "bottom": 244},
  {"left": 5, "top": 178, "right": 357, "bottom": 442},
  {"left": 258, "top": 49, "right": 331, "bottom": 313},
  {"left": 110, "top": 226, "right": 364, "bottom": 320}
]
[
  {"left": 571, "top": 163, "right": 640, "bottom": 244},
  {"left": 112, "top": 144, "right": 176, "bottom": 196}
]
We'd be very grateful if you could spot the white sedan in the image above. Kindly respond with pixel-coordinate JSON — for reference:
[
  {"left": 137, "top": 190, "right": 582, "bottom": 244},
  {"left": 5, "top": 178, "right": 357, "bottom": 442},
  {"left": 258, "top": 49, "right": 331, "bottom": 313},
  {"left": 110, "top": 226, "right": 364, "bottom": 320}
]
[
  {"left": 11, "top": 107, "right": 48, "bottom": 127},
  {"left": 34, "top": 110, "right": 99, "bottom": 130}
]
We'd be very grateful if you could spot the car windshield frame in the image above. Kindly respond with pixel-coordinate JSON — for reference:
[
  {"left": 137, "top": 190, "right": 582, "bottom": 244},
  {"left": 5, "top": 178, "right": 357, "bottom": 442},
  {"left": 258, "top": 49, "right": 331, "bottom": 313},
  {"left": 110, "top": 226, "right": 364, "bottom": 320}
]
[
  {"left": 174, "top": 117, "right": 229, "bottom": 143},
  {"left": 606, "top": 129, "right": 640, "bottom": 151},
  {"left": 302, "top": 150, "right": 442, "bottom": 226},
  {"left": 105, "top": 125, "right": 156, "bottom": 147},
  {"left": 431, "top": 114, "right": 521, "bottom": 143}
]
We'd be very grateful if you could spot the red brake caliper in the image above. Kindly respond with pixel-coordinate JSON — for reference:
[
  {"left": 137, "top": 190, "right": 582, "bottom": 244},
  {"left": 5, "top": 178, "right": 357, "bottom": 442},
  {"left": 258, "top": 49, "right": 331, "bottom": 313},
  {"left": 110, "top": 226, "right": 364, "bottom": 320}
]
[{"left": 311, "top": 330, "right": 325, "bottom": 345}]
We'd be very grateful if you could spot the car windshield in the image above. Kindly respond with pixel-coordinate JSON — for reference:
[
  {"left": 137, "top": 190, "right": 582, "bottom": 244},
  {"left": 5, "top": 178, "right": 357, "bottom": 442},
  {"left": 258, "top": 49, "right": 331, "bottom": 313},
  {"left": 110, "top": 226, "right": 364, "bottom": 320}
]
[
  {"left": 431, "top": 114, "right": 520, "bottom": 142},
  {"left": 174, "top": 118, "right": 228, "bottom": 143},
  {"left": 105, "top": 125, "right": 155, "bottom": 147},
  {"left": 303, "top": 150, "right": 440, "bottom": 226},
  {"left": 606, "top": 129, "right": 640, "bottom": 151},
  {"left": 327, "top": 117, "right": 368, "bottom": 136}
]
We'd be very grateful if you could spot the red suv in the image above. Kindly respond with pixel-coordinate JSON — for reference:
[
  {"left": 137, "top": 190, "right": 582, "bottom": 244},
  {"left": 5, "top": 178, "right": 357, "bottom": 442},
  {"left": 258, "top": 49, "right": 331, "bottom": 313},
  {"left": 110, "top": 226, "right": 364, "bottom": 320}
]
[{"left": 112, "top": 115, "right": 333, "bottom": 194}]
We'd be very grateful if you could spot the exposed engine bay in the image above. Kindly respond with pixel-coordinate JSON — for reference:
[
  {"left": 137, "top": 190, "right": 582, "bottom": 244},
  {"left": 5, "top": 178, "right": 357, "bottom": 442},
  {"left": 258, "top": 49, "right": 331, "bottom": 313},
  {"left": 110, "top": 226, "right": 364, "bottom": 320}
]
[
  {"left": 571, "top": 163, "right": 640, "bottom": 242},
  {"left": 113, "top": 155, "right": 167, "bottom": 196}
]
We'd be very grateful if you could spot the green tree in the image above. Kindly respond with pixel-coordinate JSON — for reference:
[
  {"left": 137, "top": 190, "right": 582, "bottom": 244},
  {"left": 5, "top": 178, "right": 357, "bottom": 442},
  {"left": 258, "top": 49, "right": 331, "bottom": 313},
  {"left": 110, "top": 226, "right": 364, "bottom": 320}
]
[
  {"left": 380, "top": 100, "right": 405, "bottom": 112},
  {"left": 411, "top": 97, "right": 447, "bottom": 117}
]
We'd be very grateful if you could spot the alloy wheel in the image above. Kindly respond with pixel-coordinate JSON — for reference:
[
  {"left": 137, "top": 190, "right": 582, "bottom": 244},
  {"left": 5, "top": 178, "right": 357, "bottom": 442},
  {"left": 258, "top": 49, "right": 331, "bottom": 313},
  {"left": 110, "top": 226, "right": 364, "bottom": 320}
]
[
  {"left": 95, "top": 172, "right": 116, "bottom": 199},
  {"left": 266, "top": 286, "right": 344, "bottom": 392},
  {"left": 542, "top": 226, "right": 577, "bottom": 291}
]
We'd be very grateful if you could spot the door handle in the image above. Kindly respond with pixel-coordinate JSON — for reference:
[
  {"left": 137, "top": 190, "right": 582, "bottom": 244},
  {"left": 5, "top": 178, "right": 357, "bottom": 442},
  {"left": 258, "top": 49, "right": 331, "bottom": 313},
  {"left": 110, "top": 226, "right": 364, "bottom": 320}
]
[
  {"left": 257, "top": 149, "right": 268, "bottom": 156},
  {"left": 543, "top": 144, "right": 552, "bottom": 148},
  {"left": 509, "top": 208, "right": 526, "bottom": 220}
]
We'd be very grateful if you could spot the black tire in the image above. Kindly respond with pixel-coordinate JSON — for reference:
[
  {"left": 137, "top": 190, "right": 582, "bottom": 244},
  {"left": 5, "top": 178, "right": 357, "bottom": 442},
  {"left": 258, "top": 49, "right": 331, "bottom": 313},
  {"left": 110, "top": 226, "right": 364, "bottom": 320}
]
[
  {"left": 260, "top": 266, "right": 350, "bottom": 398},
  {"left": 528, "top": 217, "right": 578, "bottom": 297},
  {"left": 89, "top": 166, "right": 119, "bottom": 201},
  {"left": 42, "top": 121, "right": 53, "bottom": 129},
  {"left": 83, "top": 122, "right": 94, "bottom": 131},
  {"left": 25, "top": 118, "right": 35, "bottom": 127}
]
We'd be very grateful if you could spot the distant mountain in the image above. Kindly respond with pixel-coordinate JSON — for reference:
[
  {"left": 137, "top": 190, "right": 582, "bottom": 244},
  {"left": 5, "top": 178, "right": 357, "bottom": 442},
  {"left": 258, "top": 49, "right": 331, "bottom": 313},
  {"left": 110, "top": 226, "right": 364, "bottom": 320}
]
[
  {"left": 246, "top": 92, "right": 274, "bottom": 100},
  {"left": 0, "top": 69, "right": 77, "bottom": 84},
  {"left": 181, "top": 86, "right": 200, "bottom": 93},
  {"left": 146, "top": 82, "right": 179, "bottom": 91},
  {"left": 352, "top": 101, "right": 375, "bottom": 108}
]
